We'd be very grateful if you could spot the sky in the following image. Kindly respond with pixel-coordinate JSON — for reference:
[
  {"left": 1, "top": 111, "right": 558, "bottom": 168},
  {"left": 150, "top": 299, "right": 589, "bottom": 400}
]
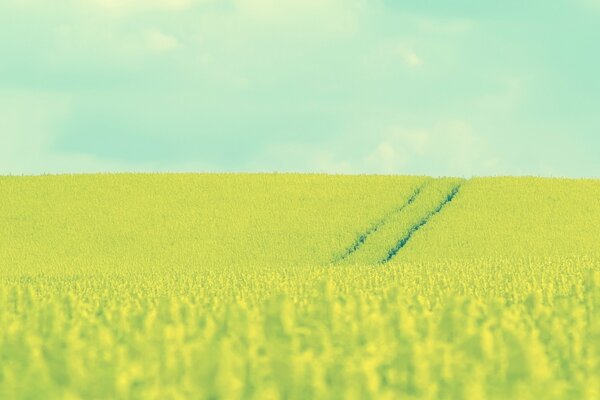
[{"left": 1, "top": 0, "right": 599, "bottom": 177}]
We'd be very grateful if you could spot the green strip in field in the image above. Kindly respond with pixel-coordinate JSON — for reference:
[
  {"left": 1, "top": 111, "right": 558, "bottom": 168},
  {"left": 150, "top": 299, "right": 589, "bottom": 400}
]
[
  {"left": 380, "top": 182, "right": 463, "bottom": 264},
  {"left": 335, "top": 178, "right": 464, "bottom": 265},
  {"left": 332, "top": 178, "right": 433, "bottom": 264}
]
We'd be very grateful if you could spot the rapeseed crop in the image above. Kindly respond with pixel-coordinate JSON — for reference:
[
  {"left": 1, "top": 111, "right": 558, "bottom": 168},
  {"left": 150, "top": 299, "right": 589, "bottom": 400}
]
[{"left": 1, "top": 174, "right": 598, "bottom": 399}]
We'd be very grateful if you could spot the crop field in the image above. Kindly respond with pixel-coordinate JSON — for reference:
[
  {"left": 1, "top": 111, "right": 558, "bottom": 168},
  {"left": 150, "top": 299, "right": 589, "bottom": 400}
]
[{"left": 1, "top": 174, "right": 599, "bottom": 399}]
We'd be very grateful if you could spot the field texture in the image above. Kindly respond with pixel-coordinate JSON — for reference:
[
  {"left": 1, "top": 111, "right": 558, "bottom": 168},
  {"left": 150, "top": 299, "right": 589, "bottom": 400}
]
[{"left": 1, "top": 174, "right": 599, "bottom": 399}]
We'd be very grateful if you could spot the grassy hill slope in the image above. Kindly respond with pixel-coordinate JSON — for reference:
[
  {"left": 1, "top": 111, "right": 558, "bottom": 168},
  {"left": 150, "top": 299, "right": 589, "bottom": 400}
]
[
  {"left": 398, "top": 177, "right": 600, "bottom": 262},
  {"left": 0, "top": 174, "right": 426, "bottom": 273},
  {"left": 1, "top": 174, "right": 599, "bottom": 400}
]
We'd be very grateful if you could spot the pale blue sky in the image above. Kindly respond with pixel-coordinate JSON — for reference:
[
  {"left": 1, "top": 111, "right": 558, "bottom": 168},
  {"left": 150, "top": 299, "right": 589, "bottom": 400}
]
[{"left": 1, "top": 0, "right": 599, "bottom": 177}]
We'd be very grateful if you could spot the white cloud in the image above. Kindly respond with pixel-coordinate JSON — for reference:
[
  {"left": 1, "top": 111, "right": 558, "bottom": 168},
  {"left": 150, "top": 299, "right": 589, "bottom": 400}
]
[
  {"left": 0, "top": 90, "right": 223, "bottom": 175},
  {"left": 364, "top": 141, "right": 410, "bottom": 173},
  {"left": 483, "top": 157, "right": 501, "bottom": 170},
  {"left": 0, "top": 91, "right": 142, "bottom": 175},
  {"left": 0, "top": 91, "right": 70, "bottom": 150},
  {"left": 393, "top": 130, "right": 430, "bottom": 155},
  {"left": 414, "top": 17, "right": 474, "bottom": 35},
  {"left": 258, "top": 121, "right": 494, "bottom": 176},
  {"left": 0, "top": 90, "right": 71, "bottom": 174},
  {"left": 0, "top": 0, "right": 519, "bottom": 177},
  {"left": 88, "top": 0, "right": 196, "bottom": 13},
  {"left": 309, "top": 150, "right": 355, "bottom": 174},
  {"left": 404, "top": 51, "right": 423, "bottom": 67},
  {"left": 581, "top": 0, "right": 600, "bottom": 8},
  {"left": 254, "top": 120, "right": 499, "bottom": 176},
  {"left": 256, "top": 142, "right": 354, "bottom": 173},
  {"left": 230, "top": 0, "right": 363, "bottom": 35},
  {"left": 3, "top": 0, "right": 203, "bottom": 13},
  {"left": 234, "top": 0, "right": 356, "bottom": 19},
  {"left": 359, "top": 120, "right": 500, "bottom": 176},
  {"left": 442, "top": 120, "right": 485, "bottom": 173},
  {"left": 144, "top": 29, "right": 180, "bottom": 53},
  {"left": 395, "top": 44, "right": 423, "bottom": 68}
]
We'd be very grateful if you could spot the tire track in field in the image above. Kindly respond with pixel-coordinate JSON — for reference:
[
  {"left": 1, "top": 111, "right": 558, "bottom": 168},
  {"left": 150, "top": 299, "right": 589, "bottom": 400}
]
[
  {"left": 333, "top": 181, "right": 430, "bottom": 263},
  {"left": 380, "top": 183, "right": 463, "bottom": 264}
]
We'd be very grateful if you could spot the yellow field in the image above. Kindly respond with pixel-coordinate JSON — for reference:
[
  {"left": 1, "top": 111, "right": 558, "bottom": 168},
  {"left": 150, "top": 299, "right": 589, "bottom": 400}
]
[{"left": 1, "top": 174, "right": 599, "bottom": 399}]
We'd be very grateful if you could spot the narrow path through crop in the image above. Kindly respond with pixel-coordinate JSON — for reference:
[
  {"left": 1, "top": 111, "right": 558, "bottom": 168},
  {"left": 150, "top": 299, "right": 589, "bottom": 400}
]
[
  {"left": 333, "top": 181, "right": 430, "bottom": 263},
  {"left": 380, "top": 183, "right": 463, "bottom": 264}
]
